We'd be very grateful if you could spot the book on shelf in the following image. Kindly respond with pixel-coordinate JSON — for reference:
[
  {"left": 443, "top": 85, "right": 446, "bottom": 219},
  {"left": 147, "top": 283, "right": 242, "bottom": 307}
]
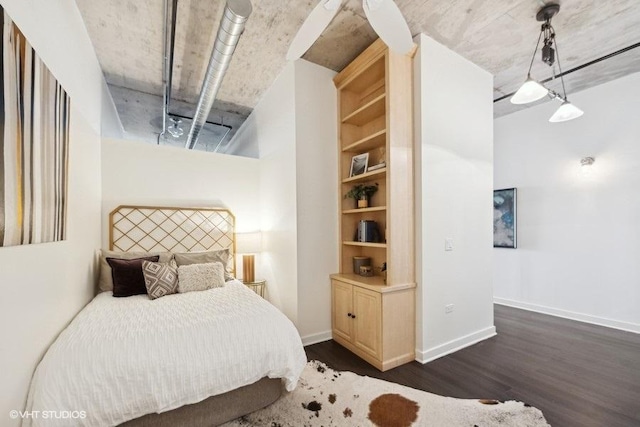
[{"left": 367, "top": 162, "right": 386, "bottom": 172}]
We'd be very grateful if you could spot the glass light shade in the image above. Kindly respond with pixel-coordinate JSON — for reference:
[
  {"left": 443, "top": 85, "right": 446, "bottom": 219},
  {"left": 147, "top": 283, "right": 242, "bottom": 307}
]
[
  {"left": 510, "top": 78, "right": 549, "bottom": 104},
  {"left": 236, "top": 232, "right": 262, "bottom": 254},
  {"left": 549, "top": 101, "right": 584, "bottom": 123}
]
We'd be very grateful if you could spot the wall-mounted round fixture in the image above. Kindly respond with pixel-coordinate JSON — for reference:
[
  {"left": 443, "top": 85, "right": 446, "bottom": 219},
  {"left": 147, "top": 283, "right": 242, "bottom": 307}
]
[
  {"left": 579, "top": 156, "right": 595, "bottom": 177},
  {"left": 581, "top": 156, "right": 595, "bottom": 167}
]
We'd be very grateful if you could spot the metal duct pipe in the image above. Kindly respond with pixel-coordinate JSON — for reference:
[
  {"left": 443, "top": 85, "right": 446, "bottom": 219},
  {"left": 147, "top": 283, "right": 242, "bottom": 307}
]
[
  {"left": 185, "top": 0, "right": 252, "bottom": 150},
  {"left": 158, "top": 0, "right": 178, "bottom": 144}
]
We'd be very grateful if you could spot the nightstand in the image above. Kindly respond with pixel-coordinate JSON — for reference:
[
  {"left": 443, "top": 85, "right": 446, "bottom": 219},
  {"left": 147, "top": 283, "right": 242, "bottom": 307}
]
[{"left": 243, "top": 279, "right": 266, "bottom": 298}]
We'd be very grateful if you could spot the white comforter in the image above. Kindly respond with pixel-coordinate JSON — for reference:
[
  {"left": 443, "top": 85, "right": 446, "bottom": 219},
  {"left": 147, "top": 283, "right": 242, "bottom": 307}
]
[{"left": 24, "top": 281, "right": 307, "bottom": 427}]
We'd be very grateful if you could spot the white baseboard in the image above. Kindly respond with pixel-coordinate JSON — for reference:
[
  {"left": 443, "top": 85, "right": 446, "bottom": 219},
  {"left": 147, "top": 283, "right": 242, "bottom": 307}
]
[
  {"left": 494, "top": 297, "right": 640, "bottom": 334},
  {"left": 415, "top": 326, "right": 497, "bottom": 364},
  {"left": 301, "top": 330, "right": 332, "bottom": 346}
]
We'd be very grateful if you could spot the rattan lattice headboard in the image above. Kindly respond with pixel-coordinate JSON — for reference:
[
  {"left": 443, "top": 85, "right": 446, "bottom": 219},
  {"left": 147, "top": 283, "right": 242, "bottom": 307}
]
[{"left": 109, "top": 205, "right": 236, "bottom": 273}]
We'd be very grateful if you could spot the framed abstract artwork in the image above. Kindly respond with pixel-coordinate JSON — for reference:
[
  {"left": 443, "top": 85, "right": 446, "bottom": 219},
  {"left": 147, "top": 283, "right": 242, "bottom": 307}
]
[
  {"left": 349, "top": 153, "right": 369, "bottom": 177},
  {"left": 493, "top": 188, "right": 517, "bottom": 248},
  {"left": 0, "top": 7, "right": 71, "bottom": 247}
]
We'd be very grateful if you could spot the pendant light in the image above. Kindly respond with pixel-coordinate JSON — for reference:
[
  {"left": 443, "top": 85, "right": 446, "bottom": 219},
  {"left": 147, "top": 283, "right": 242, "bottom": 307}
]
[
  {"left": 511, "top": 3, "right": 583, "bottom": 122},
  {"left": 549, "top": 101, "right": 584, "bottom": 122},
  {"left": 511, "top": 77, "right": 548, "bottom": 104}
]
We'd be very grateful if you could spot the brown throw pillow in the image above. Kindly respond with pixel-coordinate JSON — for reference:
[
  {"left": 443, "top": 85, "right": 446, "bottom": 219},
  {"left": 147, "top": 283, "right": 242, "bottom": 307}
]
[
  {"left": 142, "top": 261, "right": 179, "bottom": 300},
  {"left": 106, "top": 256, "right": 160, "bottom": 297},
  {"left": 98, "top": 250, "right": 173, "bottom": 292}
]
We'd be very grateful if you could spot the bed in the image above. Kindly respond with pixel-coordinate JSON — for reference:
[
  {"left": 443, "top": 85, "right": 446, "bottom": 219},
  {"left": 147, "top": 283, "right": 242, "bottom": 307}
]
[{"left": 23, "top": 206, "right": 307, "bottom": 427}]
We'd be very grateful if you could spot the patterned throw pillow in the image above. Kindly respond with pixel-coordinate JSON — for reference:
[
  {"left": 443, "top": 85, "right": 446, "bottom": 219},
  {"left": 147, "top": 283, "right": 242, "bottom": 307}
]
[
  {"left": 177, "top": 262, "right": 226, "bottom": 294},
  {"left": 142, "top": 261, "right": 179, "bottom": 300}
]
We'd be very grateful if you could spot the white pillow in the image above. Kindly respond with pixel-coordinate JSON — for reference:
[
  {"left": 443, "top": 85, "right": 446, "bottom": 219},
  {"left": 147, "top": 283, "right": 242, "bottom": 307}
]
[
  {"left": 177, "top": 262, "right": 226, "bottom": 294},
  {"left": 173, "top": 249, "right": 234, "bottom": 281}
]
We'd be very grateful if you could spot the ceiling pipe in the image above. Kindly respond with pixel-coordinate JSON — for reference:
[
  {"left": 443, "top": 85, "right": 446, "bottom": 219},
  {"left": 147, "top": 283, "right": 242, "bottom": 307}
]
[
  {"left": 185, "top": 0, "right": 252, "bottom": 150},
  {"left": 158, "top": 0, "right": 179, "bottom": 144}
]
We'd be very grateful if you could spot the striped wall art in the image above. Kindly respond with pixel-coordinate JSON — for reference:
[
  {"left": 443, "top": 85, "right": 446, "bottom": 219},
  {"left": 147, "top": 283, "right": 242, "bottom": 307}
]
[{"left": 0, "top": 7, "right": 71, "bottom": 247}]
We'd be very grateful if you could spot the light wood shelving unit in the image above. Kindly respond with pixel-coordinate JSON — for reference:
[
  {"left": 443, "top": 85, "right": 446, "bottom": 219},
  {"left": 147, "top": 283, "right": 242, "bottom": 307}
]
[
  {"left": 341, "top": 168, "right": 386, "bottom": 184},
  {"left": 330, "top": 39, "right": 416, "bottom": 372},
  {"left": 342, "top": 206, "right": 387, "bottom": 215},
  {"left": 342, "top": 241, "right": 387, "bottom": 248}
]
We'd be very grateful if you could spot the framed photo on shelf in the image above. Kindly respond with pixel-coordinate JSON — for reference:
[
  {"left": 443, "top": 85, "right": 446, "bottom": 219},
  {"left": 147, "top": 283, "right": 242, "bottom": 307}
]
[
  {"left": 349, "top": 153, "right": 369, "bottom": 177},
  {"left": 493, "top": 188, "right": 517, "bottom": 248}
]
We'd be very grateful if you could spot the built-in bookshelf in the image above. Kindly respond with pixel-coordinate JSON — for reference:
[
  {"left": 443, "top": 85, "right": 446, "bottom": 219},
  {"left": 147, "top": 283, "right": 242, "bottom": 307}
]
[{"left": 330, "top": 39, "right": 416, "bottom": 372}]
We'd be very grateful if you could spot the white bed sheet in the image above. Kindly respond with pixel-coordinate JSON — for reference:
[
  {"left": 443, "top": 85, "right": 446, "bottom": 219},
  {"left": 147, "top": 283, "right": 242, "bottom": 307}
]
[{"left": 23, "top": 280, "right": 306, "bottom": 427}]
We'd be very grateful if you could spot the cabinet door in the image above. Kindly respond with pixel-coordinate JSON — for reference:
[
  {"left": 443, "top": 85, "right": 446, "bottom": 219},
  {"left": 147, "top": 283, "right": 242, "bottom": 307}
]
[
  {"left": 352, "top": 287, "right": 382, "bottom": 360},
  {"left": 331, "top": 281, "right": 353, "bottom": 342}
]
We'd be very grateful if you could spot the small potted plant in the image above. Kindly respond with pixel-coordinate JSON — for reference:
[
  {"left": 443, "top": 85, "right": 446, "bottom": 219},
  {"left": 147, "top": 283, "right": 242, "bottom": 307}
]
[{"left": 345, "top": 183, "right": 379, "bottom": 208}]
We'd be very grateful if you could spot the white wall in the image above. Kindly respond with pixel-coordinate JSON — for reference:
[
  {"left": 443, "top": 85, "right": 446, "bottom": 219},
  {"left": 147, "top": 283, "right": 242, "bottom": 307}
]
[
  {"left": 414, "top": 34, "right": 495, "bottom": 363},
  {"left": 225, "top": 117, "right": 260, "bottom": 158},
  {"left": 101, "top": 138, "right": 261, "bottom": 256},
  {"left": 0, "top": 0, "right": 114, "bottom": 421},
  {"left": 494, "top": 72, "right": 640, "bottom": 333},
  {"left": 101, "top": 80, "right": 125, "bottom": 138},
  {"left": 294, "top": 60, "right": 338, "bottom": 342},
  {"left": 232, "top": 60, "right": 338, "bottom": 342},
  {"left": 242, "top": 64, "right": 299, "bottom": 322}
]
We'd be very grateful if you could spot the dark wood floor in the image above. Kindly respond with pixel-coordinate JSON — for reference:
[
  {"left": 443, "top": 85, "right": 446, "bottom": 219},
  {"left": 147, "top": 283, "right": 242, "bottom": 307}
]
[{"left": 305, "top": 305, "right": 640, "bottom": 427}]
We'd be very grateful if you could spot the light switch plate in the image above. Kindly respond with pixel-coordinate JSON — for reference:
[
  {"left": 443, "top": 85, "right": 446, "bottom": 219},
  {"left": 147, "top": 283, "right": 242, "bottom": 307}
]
[{"left": 445, "top": 238, "right": 454, "bottom": 251}]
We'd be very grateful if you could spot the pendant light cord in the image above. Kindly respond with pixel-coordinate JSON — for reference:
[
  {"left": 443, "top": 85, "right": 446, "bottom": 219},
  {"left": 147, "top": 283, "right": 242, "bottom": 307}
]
[
  {"left": 551, "top": 24, "right": 569, "bottom": 100},
  {"left": 527, "top": 29, "right": 544, "bottom": 76}
]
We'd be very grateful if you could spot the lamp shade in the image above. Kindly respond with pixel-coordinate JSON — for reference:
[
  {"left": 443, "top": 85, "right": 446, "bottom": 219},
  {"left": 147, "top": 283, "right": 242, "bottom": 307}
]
[
  {"left": 236, "top": 232, "right": 262, "bottom": 254},
  {"left": 510, "top": 78, "right": 549, "bottom": 104},
  {"left": 549, "top": 101, "right": 584, "bottom": 123}
]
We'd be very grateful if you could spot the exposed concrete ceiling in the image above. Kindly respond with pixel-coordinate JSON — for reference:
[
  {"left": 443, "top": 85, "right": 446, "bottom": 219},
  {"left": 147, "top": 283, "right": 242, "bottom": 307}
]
[{"left": 76, "top": 0, "right": 640, "bottom": 152}]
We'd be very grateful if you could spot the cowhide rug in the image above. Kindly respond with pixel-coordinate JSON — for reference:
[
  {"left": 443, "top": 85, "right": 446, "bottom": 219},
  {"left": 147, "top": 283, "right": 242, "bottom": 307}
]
[{"left": 224, "top": 361, "right": 550, "bottom": 427}]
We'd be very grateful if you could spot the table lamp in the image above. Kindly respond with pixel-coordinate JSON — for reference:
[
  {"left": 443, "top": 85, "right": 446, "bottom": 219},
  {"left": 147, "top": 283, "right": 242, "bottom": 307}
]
[{"left": 236, "top": 232, "right": 262, "bottom": 283}]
